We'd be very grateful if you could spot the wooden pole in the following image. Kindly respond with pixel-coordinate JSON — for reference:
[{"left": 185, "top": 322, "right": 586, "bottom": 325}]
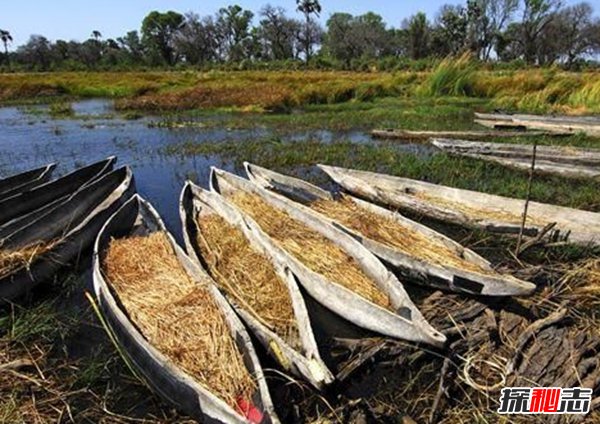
[{"left": 515, "top": 139, "right": 538, "bottom": 256}]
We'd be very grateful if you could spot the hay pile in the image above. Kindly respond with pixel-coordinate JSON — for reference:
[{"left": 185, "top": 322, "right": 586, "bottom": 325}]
[
  {"left": 311, "top": 196, "right": 492, "bottom": 275},
  {"left": 0, "top": 241, "right": 57, "bottom": 279},
  {"left": 559, "top": 258, "right": 600, "bottom": 319},
  {"left": 413, "top": 191, "right": 545, "bottom": 227},
  {"left": 196, "top": 213, "right": 301, "bottom": 350},
  {"left": 228, "top": 192, "right": 393, "bottom": 311},
  {"left": 103, "top": 232, "right": 256, "bottom": 410}
]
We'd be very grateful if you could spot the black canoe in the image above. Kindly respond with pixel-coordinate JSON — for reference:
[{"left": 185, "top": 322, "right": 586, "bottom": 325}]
[
  {"left": 0, "top": 163, "right": 56, "bottom": 202},
  {"left": 93, "top": 195, "right": 279, "bottom": 424},
  {"left": 0, "top": 166, "right": 135, "bottom": 301},
  {"left": 0, "top": 157, "right": 116, "bottom": 227}
]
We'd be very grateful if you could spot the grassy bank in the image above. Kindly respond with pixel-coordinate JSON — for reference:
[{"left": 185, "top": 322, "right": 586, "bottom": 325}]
[{"left": 1, "top": 64, "right": 599, "bottom": 114}]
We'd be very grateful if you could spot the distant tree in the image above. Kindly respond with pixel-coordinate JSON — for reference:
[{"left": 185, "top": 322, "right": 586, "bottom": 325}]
[
  {"left": 402, "top": 12, "right": 432, "bottom": 60},
  {"left": 258, "top": 5, "right": 300, "bottom": 60},
  {"left": 175, "top": 13, "right": 219, "bottom": 65},
  {"left": 216, "top": 5, "right": 254, "bottom": 62},
  {"left": 141, "top": 10, "right": 185, "bottom": 65},
  {"left": 296, "top": 0, "right": 322, "bottom": 62},
  {"left": 431, "top": 5, "right": 468, "bottom": 56},
  {"left": 476, "top": 0, "right": 520, "bottom": 60},
  {"left": 92, "top": 30, "right": 102, "bottom": 41},
  {"left": 16, "top": 35, "right": 52, "bottom": 70},
  {"left": 0, "top": 29, "right": 13, "bottom": 64},
  {"left": 117, "top": 30, "right": 145, "bottom": 63},
  {"left": 520, "top": 0, "right": 563, "bottom": 64},
  {"left": 554, "top": 2, "right": 598, "bottom": 67}
]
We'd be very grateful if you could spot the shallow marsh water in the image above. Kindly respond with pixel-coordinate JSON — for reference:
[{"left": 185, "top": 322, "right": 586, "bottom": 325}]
[{"left": 0, "top": 99, "right": 435, "bottom": 237}]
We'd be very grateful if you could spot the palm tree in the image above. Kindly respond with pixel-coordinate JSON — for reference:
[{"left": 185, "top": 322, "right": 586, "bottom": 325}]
[
  {"left": 296, "top": 0, "right": 321, "bottom": 63},
  {"left": 92, "top": 30, "right": 102, "bottom": 41},
  {"left": 0, "top": 29, "right": 13, "bottom": 62}
]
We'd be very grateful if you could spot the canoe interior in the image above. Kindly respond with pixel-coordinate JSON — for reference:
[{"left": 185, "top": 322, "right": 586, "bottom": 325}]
[{"left": 0, "top": 163, "right": 56, "bottom": 201}]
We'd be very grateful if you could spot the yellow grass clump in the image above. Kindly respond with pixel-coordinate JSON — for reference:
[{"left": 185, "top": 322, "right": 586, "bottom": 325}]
[
  {"left": 560, "top": 258, "right": 600, "bottom": 319},
  {"left": 103, "top": 231, "right": 256, "bottom": 411},
  {"left": 227, "top": 192, "right": 393, "bottom": 311},
  {"left": 0, "top": 241, "right": 57, "bottom": 279},
  {"left": 196, "top": 213, "right": 301, "bottom": 349},
  {"left": 311, "top": 196, "right": 492, "bottom": 275}
]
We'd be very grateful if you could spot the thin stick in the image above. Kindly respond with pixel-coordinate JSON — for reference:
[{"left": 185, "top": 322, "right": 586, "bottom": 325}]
[{"left": 515, "top": 139, "right": 538, "bottom": 256}]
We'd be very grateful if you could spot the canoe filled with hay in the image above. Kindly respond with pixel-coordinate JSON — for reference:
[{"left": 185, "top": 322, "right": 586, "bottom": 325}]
[
  {"left": 319, "top": 165, "right": 600, "bottom": 248},
  {"left": 0, "top": 163, "right": 56, "bottom": 202},
  {"left": 0, "top": 166, "right": 135, "bottom": 301},
  {"left": 0, "top": 157, "right": 116, "bottom": 227},
  {"left": 180, "top": 182, "right": 334, "bottom": 389},
  {"left": 245, "top": 163, "right": 535, "bottom": 296},
  {"left": 210, "top": 168, "right": 446, "bottom": 347},
  {"left": 93, "top": 195, "right": 278, "bottom": 424}
]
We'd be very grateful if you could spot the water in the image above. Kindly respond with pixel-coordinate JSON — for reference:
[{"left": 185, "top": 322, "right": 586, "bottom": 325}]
[{"left": 0, "top": 99, "right": 437, "bottom": 237}]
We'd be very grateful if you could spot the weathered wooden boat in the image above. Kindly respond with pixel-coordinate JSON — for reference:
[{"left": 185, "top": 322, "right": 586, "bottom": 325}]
[
  {"left": 210, "top": 168, "right": 447, "bottom": 348},
  {"left": 244, "top": 163, "right": 536, "bottom": 297},
  {"left": 431, "top": 138, "right": 600, "bottom": 165},
  {"left": 431, "top": 138, "right": 600, "bottom": 180},
  {"left": 371, "top": 128, "right": 564, "bottom": 141},
  {"left": 474, "top": 113, "right": 600, "bottom": 137},
  {"left": 0, "top": 163, "right": 56, "bottom": 202},
  {"left": 319, "top": 165, "right": 600, "bottom": 247},
  {"left": 0, "top": 157, "right": 116, "bottom": 226},
  {"left": 181, "top": 183, "right": 334, "bottom": 389},
  {"left": 93, "top": 195, "right": 279, "bottom": 424},
  {"left": 0, "top": 166, "right": 135, "bottom": 301}
]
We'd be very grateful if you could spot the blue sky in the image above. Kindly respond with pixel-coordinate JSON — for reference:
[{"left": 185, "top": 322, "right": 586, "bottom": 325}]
[{"left": 1, "top": 0, "right": 597, "bottom": 47}]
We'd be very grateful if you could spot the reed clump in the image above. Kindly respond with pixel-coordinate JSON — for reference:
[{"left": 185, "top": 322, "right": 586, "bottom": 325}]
[
  {"left": 311, "top": 196, "right": 492, "bottom": 274},
  {"left": 0, "top": 241, "right": 57, "bottom": 279},
  {"left": 196, "top": 213, "right": 301, "bottom": 349},
  {"left": 227, "top": 192, "right": 393, "bottom": 311},
  {"left": 103, "top": 231, "right": 256, "bottom": 411}
]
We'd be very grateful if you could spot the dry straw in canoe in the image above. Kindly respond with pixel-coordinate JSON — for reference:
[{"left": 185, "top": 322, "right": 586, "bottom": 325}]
[
  {"left": 228, "top": 192, "right": 393, "bottom": 311},
  {"left": 0, "top": 241, "right": 58, "bottom": 279},
  {"left": 196, "top": 213, "right": 301, "bottom": 350},
  {"left": 102, "top": 231, "right": 256, "bottom": 411},
  {"left": 311, "top": 196, "right": 492, "bottom": 275}
]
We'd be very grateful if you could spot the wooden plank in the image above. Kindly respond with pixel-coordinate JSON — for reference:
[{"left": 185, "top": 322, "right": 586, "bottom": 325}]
[{"left": 475, "top": 112, "right": 600, "bottom": 126}]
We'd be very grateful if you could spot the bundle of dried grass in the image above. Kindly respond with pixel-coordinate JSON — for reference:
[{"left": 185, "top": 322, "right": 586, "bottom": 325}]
[
  {"left": 0, "top": 241, "right": 57, "bottom": 279},
  {"left": 413, "top": 191, "right": 545, "bottom": 227},
  {"left": 228, "top": 192, "right": 393, "bottom": 311},
  {"left": 559, "top": 258, "right": 600, "bottom": 319},
  {"left": 103, "top": 232, "right": 256, "bottom": 410},
  {"left": 197, "top": 214, "right": 301, "bottom": 349},
  {"left": 311, "top": 196, "right": 492, "bottom": 275}
]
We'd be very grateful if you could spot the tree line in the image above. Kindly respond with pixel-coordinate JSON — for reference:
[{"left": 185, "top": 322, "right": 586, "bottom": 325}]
[{"left": 1, "top": 0, "right": 599, "bottom": 71}]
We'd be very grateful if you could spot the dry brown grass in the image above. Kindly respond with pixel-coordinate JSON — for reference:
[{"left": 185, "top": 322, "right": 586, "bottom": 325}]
[
  {"left": 311, "top": 196, "right": 492, "bottom": 275},
  {"left": 0, "top": 241, "right": 57, "bottom": 279},
  {"left": 196, "top": 213, "right": 301, "bottom": 350},
  {"left": 103, "top": 232, "right": 256, "bottom": 411},
  {"left": 558, "top": 258, "right": 600, "bottom": 319},
  {"left": 227, "top": 192, "right": 393, "bottom": 311}
]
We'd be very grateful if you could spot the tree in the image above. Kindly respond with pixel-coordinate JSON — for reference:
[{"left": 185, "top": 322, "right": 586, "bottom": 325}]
[
  {"left": 431, "top": 5, "right": 468, "bottom": 56},
  {"left": 296, "top": 0, "right": 322, "bottom": 62},
  {"left": 520, "top": 0, "right": 563, "bottom": 64},
  {"left": 92, "top": 30, "right": 102, "bottom": 41},
  {"left": 0, "top": 29, "right": 13, "bottom": 64},
  {"left": 402, "top": 12, "right": 432, "bottom": 60},
  {"left": 216, "top": 5, "right": 254, "bottom": 62},
  {"left": 554, "top": 2, "right": 598, "bottom": 67},
  {"left": 175, "top": 13, "right": 219, "bottom": 65},
  {"left": 258, "top": 5, "right": 300, "bottom": 60},
  {"left": 117, "top": 31, "right": 145, "bottom": 63},
  {"left": 141, "top": 10, "right": 185, "bottom": 65},
  {"left": 16, "top": 35, "right": 52, "bottom": 70},
  {"left": 476, "top": 0, "right": 520, "bottom": 60}
]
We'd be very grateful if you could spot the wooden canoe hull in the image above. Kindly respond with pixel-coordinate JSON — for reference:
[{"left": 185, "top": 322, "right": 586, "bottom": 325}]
[
  {"left": 244, "top": 162, "right": 535, "bottom": 296},
  {"left": 0, "top": 167, "right": 135, "bottom": 302},
  {"left": 210, "top": 167, "right": 447, "bottom": 348},
  {"left": 93, "top": 195, "right": 279, "bottom": 424},
  {"left": 0, "top": 157, "right": 116, "bottom": 226},
  {"left": 0, "top": 163, "right": 56, "bottom": 202},
  {"left": 319, "top": 165, "right": 600, "bottom": 247},
  {"left": 180, "top": 182, "right": 334, "bottom": 389}
]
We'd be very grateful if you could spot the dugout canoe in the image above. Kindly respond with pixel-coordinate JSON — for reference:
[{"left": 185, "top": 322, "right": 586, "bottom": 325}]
[
  {"left": 210, "top": 168, "right": 447, "bottom": 348},
  {"left": 0, "top": 163, "right": 56, "bottom": 202},
  {"left": 244, "top": 163, "right": 535, "bottom": 296},
  {"left": 0, "top": 167, "right": 135, "bottom": 301},
  {"left": 93, "top": 194, "right": 279, "bottom": 424},
  {"left": 474, "top": 113, "right": 600, "bottom": 137},
  {"left": 181, "top": 182, "right": 334, "bottom": 389},
  {"left": 0, "top": 157, "right": 116, "bottom": 226},
  {"left": 371, "top": 129, "right": 564, "bottom": 141},
  {"left": 431, "top": 138, "right": 600, "bottom": 165},
  {"left": 319, "top": 165, "right": 600, "bottom": 247}
]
